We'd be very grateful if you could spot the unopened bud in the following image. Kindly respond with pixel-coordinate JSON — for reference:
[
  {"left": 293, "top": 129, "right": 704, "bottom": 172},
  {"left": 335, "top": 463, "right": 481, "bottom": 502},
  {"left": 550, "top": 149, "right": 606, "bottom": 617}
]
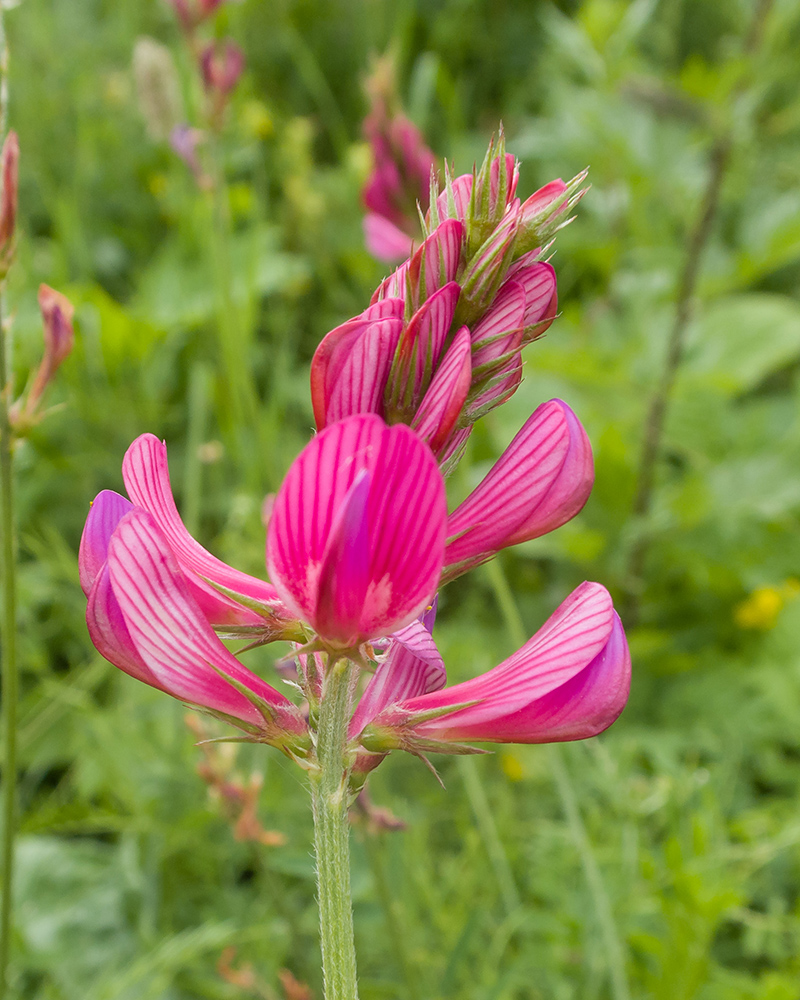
[{"left": 0, "top": 130, "right": 19, "bottom": 277}]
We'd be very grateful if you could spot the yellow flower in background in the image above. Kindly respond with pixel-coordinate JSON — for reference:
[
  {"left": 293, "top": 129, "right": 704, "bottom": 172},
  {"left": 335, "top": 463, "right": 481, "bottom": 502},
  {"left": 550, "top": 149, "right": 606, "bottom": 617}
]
[
  {"left": 734, "top": 580, "right": 800, "bottom": 630},
  {"left": 501, "top": 752, "right": 525, "bottom": 782},
  {"left": 241, "top": 99, "right": 273, "bottom": 140}
]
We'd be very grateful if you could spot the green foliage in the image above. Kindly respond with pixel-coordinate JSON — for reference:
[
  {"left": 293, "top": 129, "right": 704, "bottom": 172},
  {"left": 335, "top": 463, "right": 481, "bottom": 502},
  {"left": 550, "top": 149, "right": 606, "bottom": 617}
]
[{"left": 4, "top": 0, "right": 800, "bottom": 997}]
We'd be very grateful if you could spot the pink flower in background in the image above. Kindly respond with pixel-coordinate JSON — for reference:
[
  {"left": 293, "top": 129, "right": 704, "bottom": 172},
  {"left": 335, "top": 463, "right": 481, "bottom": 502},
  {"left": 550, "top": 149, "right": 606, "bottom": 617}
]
[
  {"left": 361, "top": 57, "right": 435, "bottom": 263},
  {"left": 200, "top": 40, "right": 245, "bottom": 97},
  {"left": 0, "top": 129, "right": 19, "bottom": 271}
]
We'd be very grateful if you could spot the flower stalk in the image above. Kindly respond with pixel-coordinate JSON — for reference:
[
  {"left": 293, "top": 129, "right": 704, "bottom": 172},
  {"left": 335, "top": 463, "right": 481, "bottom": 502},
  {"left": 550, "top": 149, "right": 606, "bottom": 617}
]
[{"left": 310, "top": 656, "right": 360, "bottom": 1000}]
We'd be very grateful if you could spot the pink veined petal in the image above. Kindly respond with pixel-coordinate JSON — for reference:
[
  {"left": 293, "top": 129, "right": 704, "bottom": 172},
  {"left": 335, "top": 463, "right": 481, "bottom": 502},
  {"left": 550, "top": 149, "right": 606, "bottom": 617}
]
[
  {"left": 394, "top": 582, "right": 618, "bottom": 741},
  {"left": 489, "top": 153, "right": 519, "bottom": 213},
  {"left": 470, "top": 280, "right": 526, "bottom": 367},
  {"left": 434, "top": 173, "right": 473, "bottom": 224},
  {"left": 326, "top": 318, "right": 404, "bottom": 424},
  {"left": 444, "top": 399, "right": 592, "bottom": 571},
  {"left": 311, "top": 317, "right": 375, "bottom": 428},
  {"left": 267, "top": 415, "right": 447, "bottom": 643},
  {"left": 107, "top": 510, "right": 296, "bottom": 727},
  {"left": 387, "top": 281, "right": 460, "bottom": 414},
  {"left": 438, "top": 425, "right": 473, "bottom": 476},
  {"left": 412, "top": 327, "right": 472, "bottom": 454},
  {"left": 122, "top": 434, "right": 283, "bottom": 624},
  {"left": 361, "top": 298, "right": 405, "bottom": 323},
  {"left": 86, "top": 561, "right": 165, "bottom": 690},
  {"left": 79, "top": 490, "right": 134, "bottom": 596},
  {"left": 519, "top": 179, "right": 568, "bottom": 224},
  {"left": 504, "top": 262, "right": 558, "bottom": 329},
  {"left": 373, "top": 219, "right": 464, "bottom": 309},
  {"left": 315, "top": 470, "right": 372, "bottom": 646},
  {"left": 350, "top": 602, "right": 444, "bottom": 735},
  {"left": 364, "top": 213, "right": 414, "bottom": 264}
]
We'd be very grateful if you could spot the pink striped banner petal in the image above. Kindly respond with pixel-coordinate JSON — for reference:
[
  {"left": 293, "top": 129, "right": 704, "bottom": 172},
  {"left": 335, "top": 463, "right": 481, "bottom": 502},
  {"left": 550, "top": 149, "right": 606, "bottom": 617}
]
[
  {"left": 470, "top": 280, "right": 526, "bottom": 366},
  {"left": 412, "top": 327, "right": 472, "bottom": 454},
  {"left": 268, "top": 415, "right": 447, "bottom": 644},
  {"left": 326, "top": 318, "right": 403, "bottom": 424}
]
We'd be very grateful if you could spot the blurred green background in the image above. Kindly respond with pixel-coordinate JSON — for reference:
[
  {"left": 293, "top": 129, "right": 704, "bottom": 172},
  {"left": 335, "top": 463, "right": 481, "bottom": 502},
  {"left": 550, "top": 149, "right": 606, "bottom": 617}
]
[{"left": 5, "top": 0, "right": 800, "bottom": 996}]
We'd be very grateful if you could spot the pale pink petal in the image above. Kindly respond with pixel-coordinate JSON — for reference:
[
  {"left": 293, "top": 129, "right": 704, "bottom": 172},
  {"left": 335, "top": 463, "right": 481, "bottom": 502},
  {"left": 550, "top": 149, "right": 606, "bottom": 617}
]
[
  {"left": 364, "top": 213, "right": 414, "bottom": 264},
  {"left": 267, "top": 415, "right": 447, "bottom": 643},
  {"left": 445, "top": 399, "right": 592, "bottom": 573},
  {"left": 107, "top": 510, "right": 298, "bottom": 728},
  {"left": 412, "top": 327, "right": 472, "bottom": 454},
  {"left": 122, "top": 434, "right": 285, "bottom": 625},
  {"left": 79, "top": 490, "right": 134, "bottom": 596},
  {"left": 325, "top": 318, "right": 404, "bottom": 424},
  {"left": 519, "top": 179, "right": 568, "bottom": 224},
  {"left": 386, "top": 582, "right": 626, "bottom": 743}
]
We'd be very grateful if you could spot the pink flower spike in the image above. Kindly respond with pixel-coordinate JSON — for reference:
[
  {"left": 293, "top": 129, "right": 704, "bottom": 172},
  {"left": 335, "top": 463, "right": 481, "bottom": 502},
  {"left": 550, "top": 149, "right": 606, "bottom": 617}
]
[
  {"left": 444, "top": 399, "right": 593, "bottom": 577},
  {"left": 79, "top": 490, "right": 134, "bottom": 596},
  {"left": 364, "top": 214, "right": 414, "bottom": 264},
  {"left": 325, "top": 317, "right": 404, "bottom": 425},
  {"left": 267, "top": 415, "right": 447, "bottom": 647},
  {"left": 106, "top": 509, "right": 305, "bottom": 739},
  {"left": 122, "top": 434, "right": 290, "bottom": 627},
  {"left": 377, "top": 582, "right": 629, "bottom": 745},
  {"left": 412, "top": 327, "right": 472, "bottom": 455}
]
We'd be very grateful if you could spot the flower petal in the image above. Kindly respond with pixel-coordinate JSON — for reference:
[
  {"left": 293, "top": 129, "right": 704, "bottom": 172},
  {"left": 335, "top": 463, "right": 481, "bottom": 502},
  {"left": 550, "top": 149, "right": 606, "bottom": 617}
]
[
  {"left": 267, "top": 415, "right": 447, "bottom": 643},
  {"left": 444, "top": 399, "right": 592, "bottom": 575},
  {"left": 389, "top": 582, "right": 626, "bottom": 743},
  {"left": 122, "top": 434, "right": 286, "bottom": 625},
  {"left": 325, "top": 318, "right": 404, "bottom": 424},
  {"left": 79, "top": 490, "right": 134, "bottom": 596},
  {"left": 107, "top": 509, "right": 298, "bottom": 728},
  {"left": 364, "top": 213, "right": 414, "bottom": 264},
  {"left": 412, "top": 327, "right": 472, "bottom": 455}
]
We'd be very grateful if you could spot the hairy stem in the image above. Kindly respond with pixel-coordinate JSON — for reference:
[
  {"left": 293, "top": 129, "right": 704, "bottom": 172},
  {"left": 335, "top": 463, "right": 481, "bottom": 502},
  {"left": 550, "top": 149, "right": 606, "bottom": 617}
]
[{"left": 310, "top": 657, "right": 360, "bottom": 1000}]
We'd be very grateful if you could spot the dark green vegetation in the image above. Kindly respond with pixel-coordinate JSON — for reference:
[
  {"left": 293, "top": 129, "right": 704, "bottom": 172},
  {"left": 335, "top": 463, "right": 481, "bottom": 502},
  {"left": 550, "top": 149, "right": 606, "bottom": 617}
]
[{"left": 5, "top": 0, "right": 800, "bottom": 996}]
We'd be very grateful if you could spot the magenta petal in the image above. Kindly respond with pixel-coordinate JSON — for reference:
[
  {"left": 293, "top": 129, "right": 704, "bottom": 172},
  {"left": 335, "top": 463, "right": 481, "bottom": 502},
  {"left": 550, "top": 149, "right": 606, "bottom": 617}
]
[
  {"left": 412, "top": 327, "right": 472, "bottom": 454},
  {"left": 505, "top": 262, "right": 557, "bottom": 328},
  {"left": 350, "top": 606, "right": 445, "bottom": 735},
  {"left": 364, "top": 214, "right": 414, "bottom": 264},
  {"left": 315, "top": 471, "right": 372, "bottom": 646},
  {"left": 86, "top": 563, "right": 164, "bottom": 689},
  {"left": 394, "top": 582, "right": 626, "bottom": 744},
  {"left": 107, "top": 510, "right": 295, "bottom": 727},
  {"left": 79, "top": 490, "right": 134, "bottom": 596},
  {"left": 470, "top": 280, "right": 526, "bottom": 367},
  {"left": 267, "top": 415, "right": 447, "bottom": 643},
  {"left": 326, "top": 318, "right": 404, "bottom": 424},
  {"left": 122, "top": 434, "right": 284, "bottom": 624},
  {"left": 434, "top": 173, "right": 473, "bottom": 224},
  {"left": 445, "top": 399, "right": 593, "bottom": 573}
]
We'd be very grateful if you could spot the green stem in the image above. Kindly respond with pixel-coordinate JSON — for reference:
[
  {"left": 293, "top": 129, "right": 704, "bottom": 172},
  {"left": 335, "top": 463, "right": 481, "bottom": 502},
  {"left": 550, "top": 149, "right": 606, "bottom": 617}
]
[
  {"left": 310, "top": 658, "right": 360, "bottom": 1000},
  {"left": 484, "top": 557, "right": 630, "bottom": 1000},
  {"left": 182, "top": 361, "right": 211, "bottom": 538}
]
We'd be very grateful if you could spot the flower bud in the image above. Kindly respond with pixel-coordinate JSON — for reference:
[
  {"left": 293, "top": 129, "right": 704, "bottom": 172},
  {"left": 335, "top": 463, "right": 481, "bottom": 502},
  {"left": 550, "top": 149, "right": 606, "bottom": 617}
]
[
  {"left": 200, "top": 40, "right": 245, "bottom": 97},
  {"left": 0, "top": 130, "right": 19, "bottom": 275}
]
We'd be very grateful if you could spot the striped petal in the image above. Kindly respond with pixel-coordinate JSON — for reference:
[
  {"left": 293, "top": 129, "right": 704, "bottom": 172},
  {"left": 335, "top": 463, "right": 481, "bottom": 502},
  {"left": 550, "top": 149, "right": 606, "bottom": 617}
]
[
  {"left": 470, "top": 279, "right": 526, "bottom": 367},
  {"left": 505, "top": 261, "right": 558, "bottom": 332},
  {"left": 350, "top": 601, "right": 444, "bottom": 735},
  {"left": 444, "top": 399, "right": 593, "bottom": 576},
  {"left": 375, "top": 582, "right": 629, "bottom": 744},
  {"left": 267, "top": 415, "right": 447, "bottom": 644},
  {"left": 412, "top": 326, "right": 472, "bottom": 454},
  {"left": 325, "top": 318, "right": 404, "bottom": 424},
  {"left": 122, "top": 434, "right": 288, "bottom": 626},
  {"left": 107, "top": 509, "right": 301, "bottom": 732},
  {"left": 371, "top": 219, "right": 464, "bottom": 309},
  {"left": 79, "top": 490, "right": 133, "bottom": 596}
]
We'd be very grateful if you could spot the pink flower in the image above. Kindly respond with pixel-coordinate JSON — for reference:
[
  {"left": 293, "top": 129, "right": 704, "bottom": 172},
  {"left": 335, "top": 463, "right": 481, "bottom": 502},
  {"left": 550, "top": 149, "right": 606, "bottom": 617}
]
[
  {"left": 200, "top": 40, "right": 245, "bottom": 96},
  {"left": 356, "top": 582, "right": 629, "bottom": 756},
  {"left": 0, "top": 129, "right": 19, "bottom": 272},
  {"left": 267, "top": 415, "right": 447, "bottom": 648}
]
